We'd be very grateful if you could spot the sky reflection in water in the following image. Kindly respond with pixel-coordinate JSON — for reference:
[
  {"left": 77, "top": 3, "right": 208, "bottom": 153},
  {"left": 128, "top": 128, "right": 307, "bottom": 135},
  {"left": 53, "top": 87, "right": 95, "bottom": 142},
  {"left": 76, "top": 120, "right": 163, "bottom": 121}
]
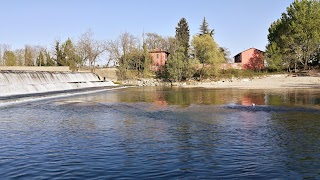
[{"left": 0, "top": 87, "right": 319, "bottom": 179}]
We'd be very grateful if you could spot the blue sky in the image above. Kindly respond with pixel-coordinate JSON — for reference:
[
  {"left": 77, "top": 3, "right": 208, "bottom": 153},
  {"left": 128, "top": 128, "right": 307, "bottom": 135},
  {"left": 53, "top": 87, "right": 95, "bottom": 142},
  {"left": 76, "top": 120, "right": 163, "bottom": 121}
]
[{"left": 0, "top": 0, "right": 293, "bottom": 62}]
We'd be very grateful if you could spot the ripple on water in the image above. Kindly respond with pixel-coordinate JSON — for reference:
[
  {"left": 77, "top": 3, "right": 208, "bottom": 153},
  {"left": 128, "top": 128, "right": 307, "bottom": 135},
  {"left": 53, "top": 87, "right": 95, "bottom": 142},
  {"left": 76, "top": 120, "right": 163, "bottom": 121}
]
[{"left": 0, "top": 88, "right": 319, "bottom": 179}]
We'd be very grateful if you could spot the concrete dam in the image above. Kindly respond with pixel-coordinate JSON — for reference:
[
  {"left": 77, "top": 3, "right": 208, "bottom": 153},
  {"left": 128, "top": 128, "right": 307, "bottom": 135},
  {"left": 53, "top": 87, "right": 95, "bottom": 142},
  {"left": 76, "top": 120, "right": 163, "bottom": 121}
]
[{"left": 0, "top": 71, "right": 116, "bottom": 97}]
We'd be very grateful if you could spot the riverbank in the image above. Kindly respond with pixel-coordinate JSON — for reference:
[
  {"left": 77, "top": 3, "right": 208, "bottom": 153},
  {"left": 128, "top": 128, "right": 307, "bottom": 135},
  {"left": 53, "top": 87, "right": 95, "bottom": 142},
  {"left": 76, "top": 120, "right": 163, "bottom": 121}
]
[
  {"left": 121, "top": 74, "right": 320, "bottom": 89},
  {"left": 186, "top": 74, "right": 320, "bottom": 89}
]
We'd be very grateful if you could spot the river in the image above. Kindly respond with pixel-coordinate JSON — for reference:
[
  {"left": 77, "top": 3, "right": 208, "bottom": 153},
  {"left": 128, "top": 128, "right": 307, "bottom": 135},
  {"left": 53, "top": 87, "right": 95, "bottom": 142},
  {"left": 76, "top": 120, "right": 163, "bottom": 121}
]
[{"left": 0, "top": 87, "right": 319, "bottom": 179}]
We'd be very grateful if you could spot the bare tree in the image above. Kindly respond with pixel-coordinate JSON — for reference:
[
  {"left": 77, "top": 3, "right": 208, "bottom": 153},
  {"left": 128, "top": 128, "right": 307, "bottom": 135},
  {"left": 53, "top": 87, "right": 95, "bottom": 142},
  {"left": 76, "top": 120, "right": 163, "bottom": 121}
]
[
  {"left": 105, "top": 32, "right": 142, "bottom": 79},
  {"left": 106, "top": 38, "right": 121, "bottom": 66},
  {"left": 145, "top": 33, "right": 164, "bottom": 50},
  {"left": 14, "top": 49, "right": 25, "bottom": 66},
  {"left": 144, "top": 33, "right": 175, "bottom": 51},
  {"left": 106, "top": 32, "right": 139, "bottom": 67},
  {"left": 0, "top": 44, "right": 11, "bottom": 66},
  {"left": 77, "top": 29, "right": 107, "bottom": 71},
  {"left": 24, "top": 45, "right": 35, "bottom": 66}
]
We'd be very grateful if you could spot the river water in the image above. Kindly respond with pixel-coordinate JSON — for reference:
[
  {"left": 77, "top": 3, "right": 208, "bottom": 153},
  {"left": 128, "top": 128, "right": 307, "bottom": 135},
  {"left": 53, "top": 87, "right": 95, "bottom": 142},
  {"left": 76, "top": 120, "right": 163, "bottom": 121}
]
[{"left": 0, "top": 87, "right": 319, "bottom": 179}]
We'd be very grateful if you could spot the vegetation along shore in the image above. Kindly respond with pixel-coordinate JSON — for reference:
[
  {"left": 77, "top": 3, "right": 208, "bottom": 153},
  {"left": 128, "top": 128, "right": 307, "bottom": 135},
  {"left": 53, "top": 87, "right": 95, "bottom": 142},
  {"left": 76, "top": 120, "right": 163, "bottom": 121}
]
[{"left": 1, "top": 0, "right": 319, "bottom": 88}]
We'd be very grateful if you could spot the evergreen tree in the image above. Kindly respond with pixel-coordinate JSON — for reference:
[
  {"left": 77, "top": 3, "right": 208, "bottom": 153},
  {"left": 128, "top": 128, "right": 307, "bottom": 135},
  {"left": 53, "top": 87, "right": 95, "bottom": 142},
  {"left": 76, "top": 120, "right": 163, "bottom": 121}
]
[
  {"left": 36, "top": 51, "right": 45, "bottom": 66},
  {"left": 165, "top": 46, "right": 185, "bottom": 82},
  {"left": 24, "top": 46, "right": 33, "bottom": 66},
  {"left": 62, "top": 38, "right": 81, "bottom": 70},
  {"left": 45, "top": 51, "right": 55, "bottom": 66},
  {"left": 175, "top": 18, "right": 190, "bottom": 58},
  {"left": 199, "top": 17, "right": 214, "bottom": 37},
  {"left": 55, "top": 41, "right": 66, "bottom": 66}
]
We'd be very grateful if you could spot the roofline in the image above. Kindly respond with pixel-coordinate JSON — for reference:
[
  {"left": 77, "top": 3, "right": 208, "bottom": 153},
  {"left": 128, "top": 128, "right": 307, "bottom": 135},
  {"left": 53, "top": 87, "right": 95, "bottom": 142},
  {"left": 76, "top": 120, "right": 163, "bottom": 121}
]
[{"left": 233, "top": 48, "right": 265, "bottom": 57}]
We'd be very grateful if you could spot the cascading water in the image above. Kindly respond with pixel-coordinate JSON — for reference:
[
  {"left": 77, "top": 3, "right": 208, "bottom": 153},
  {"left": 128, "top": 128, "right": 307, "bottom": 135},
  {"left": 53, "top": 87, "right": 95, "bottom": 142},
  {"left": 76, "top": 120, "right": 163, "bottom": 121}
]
[{"left": 0, "top": 71, "right": 116, "bottom": 96}]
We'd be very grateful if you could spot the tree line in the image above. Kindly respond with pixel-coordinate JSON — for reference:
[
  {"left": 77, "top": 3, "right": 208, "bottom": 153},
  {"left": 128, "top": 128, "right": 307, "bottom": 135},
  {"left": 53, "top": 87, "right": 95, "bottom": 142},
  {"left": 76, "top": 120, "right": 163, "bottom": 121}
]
[
  {"left": 0, "top": 17, "right": 230, "bottom": 81},
  {"left": 0, "top": 29, "right": 107, "bottom": 71},
  {"left": 113, "top": 17, "right": 230, "bottom": 81},
  {"left": 2, "top": 0, "right": 319, "bottom": 81}
]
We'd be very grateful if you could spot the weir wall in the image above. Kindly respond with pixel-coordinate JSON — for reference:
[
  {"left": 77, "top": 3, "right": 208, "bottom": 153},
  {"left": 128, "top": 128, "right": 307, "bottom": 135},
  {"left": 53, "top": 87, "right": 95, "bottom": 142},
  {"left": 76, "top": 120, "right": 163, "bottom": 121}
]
[{"left": 0, "top": 69, "right": 116, "bottom": 97}]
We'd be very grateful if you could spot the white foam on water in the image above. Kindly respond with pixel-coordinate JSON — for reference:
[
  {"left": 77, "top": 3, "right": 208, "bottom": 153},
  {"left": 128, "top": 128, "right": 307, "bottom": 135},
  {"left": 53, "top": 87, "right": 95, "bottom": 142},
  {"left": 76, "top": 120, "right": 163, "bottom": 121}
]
[
  {"left": 0, "top": 86, "right": 127, "bottom": 108},
  {"left": 0, "top": 71, "right": 118, "bottom": 96}
]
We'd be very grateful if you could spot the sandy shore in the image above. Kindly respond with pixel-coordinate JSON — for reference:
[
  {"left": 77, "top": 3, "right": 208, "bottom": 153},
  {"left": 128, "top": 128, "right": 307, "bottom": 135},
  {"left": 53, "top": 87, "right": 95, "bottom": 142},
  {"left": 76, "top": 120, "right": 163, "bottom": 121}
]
[{"left": 186, "top": 74, "right": 320, "bottom": 89}]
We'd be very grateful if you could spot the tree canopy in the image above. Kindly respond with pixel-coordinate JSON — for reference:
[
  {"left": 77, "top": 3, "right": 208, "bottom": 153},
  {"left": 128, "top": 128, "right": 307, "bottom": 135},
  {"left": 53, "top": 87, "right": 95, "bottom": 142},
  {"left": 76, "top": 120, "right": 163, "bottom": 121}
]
[
  {"left": 192, "top": 34, "right": 225, "bottom": 78},
  {"left": 3, "top": 50, "right": 16, "bottom": 66},
  {"left": 266, "top": 0, "right": 320, "bottom": 71}
]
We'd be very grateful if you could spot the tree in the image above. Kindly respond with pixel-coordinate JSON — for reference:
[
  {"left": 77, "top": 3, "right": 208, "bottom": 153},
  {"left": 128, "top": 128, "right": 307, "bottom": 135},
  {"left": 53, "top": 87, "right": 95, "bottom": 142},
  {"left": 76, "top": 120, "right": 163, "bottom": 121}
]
[
  {"left": 266, "top": 41, "right": 283, "bottom": 71},
  {"left": 165, "top": 37, "right": 178, "bottom": 55},
  {"left": 0, "top": 44, "right": 11, "bottom": 66},
  {"left": 14, "top": 49, "right": 24, "bottom": 66},
  {"left": 175, "top": 18, "right": 190, "bottom": 58},
  {"left": 62, "top": 38, "right": 81, "bottom": 70},
  {"left": 106, "top": 32, "right": 143, "bottom": 79},
  {"left": 45, "top": 50, "right": 55, "bottom": 66},
  {"left": 266, "top": 0, "right": 320, "bottom": 71},
  {"left": 3, "top": 50, "right": 16, "bottom": 66},
  {"left": 77, "top": 29, "right": 107, "bottom": 70},
  {"left": 106, "top": 38, "right": 121, "bottom": 67},
  {"left": 143, "top": 42, "right": 152, "bottom": 76},
  {"left": 24, "top": 45, "right": 34, "bottom": 66},
  {"left": 54, "top": 41, "right": 66, "bottom": 66},
  {"left": 163, "top": 18, "right": 193, "bottom": 81},
  {"left": 220, "top": 47, "right": 231, "bottom": 63},
  {"left": 192, "top": 34, "right": 225, "bottom": 79},
  {"left": 119, "top": 32, "right": 141, "bottom": 78},
  {"left": 36, "top": 51, "right": 45, "bottom": 66},
  {"left": 162, "top": 18, "right": 195, "bottom": 82},
  {"left": 144, "top": 33, "right": 166, "bottom": 50},
  {"left": 164, "top": 46, "right": 185, "bottom": 82},
  {"left": 199, "top": 17, "right": 214, "bottom": 36}
]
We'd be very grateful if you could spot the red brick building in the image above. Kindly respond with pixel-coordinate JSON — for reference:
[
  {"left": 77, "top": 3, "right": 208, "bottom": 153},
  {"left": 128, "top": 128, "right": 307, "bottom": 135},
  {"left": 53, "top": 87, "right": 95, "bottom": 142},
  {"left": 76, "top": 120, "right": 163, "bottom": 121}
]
[
  {"left": 234, "top": 48, "right": 265, "bottom": 70},
  {"left": 150, "top": 49, "right": 169, "bottom": 71}
]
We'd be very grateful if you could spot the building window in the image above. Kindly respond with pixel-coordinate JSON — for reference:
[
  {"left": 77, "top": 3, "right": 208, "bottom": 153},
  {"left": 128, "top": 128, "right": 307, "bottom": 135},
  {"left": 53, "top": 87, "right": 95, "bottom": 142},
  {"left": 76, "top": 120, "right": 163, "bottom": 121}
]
[{"left": 156, "top": 54, "right": 159, "bottom": 59}]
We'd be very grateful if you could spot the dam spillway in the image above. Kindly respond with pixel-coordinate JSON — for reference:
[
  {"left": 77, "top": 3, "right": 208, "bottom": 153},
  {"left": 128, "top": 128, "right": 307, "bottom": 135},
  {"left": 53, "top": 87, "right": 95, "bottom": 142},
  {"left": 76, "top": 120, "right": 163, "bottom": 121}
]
[{"left": 0, "top": 71, "right": 116, "bottom": 97}]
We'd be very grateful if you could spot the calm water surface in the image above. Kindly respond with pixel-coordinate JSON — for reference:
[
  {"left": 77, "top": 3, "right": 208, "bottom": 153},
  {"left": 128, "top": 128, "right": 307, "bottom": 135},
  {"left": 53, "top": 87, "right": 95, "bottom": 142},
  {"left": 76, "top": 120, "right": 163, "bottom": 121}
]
[{"left": 0, "top": 87, "right": 319, "bottom": 179}]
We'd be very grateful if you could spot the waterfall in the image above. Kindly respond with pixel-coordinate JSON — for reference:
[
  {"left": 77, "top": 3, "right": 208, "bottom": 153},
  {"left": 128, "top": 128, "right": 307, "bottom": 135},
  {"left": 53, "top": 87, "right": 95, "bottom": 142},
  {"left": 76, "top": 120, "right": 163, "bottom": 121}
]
[{"left": 0, "top": 71, "right": 116, "bottom": 97}]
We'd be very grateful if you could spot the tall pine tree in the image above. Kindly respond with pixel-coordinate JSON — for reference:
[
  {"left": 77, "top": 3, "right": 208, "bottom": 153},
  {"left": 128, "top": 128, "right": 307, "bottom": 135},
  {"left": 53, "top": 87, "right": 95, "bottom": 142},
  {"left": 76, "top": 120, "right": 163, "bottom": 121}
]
[
  {"left": 55, "top": 41, "right": 66, "bottom": 66},
  {"left": 165, "top": 17, "right": 194, "bottom": 82},
  {"left": 175, "top": 18, "right": 190, "bottom": 58}
]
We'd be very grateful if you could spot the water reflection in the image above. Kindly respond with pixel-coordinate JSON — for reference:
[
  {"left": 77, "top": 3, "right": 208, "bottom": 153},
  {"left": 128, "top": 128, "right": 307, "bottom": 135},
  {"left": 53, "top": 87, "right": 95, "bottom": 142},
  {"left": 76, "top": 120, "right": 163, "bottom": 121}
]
[
  {"left": 1, "top": 87, "right": 319, "bottom": 179},
  {"left": 110, "top": 87, "right": 320, "bottom": 108}
]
